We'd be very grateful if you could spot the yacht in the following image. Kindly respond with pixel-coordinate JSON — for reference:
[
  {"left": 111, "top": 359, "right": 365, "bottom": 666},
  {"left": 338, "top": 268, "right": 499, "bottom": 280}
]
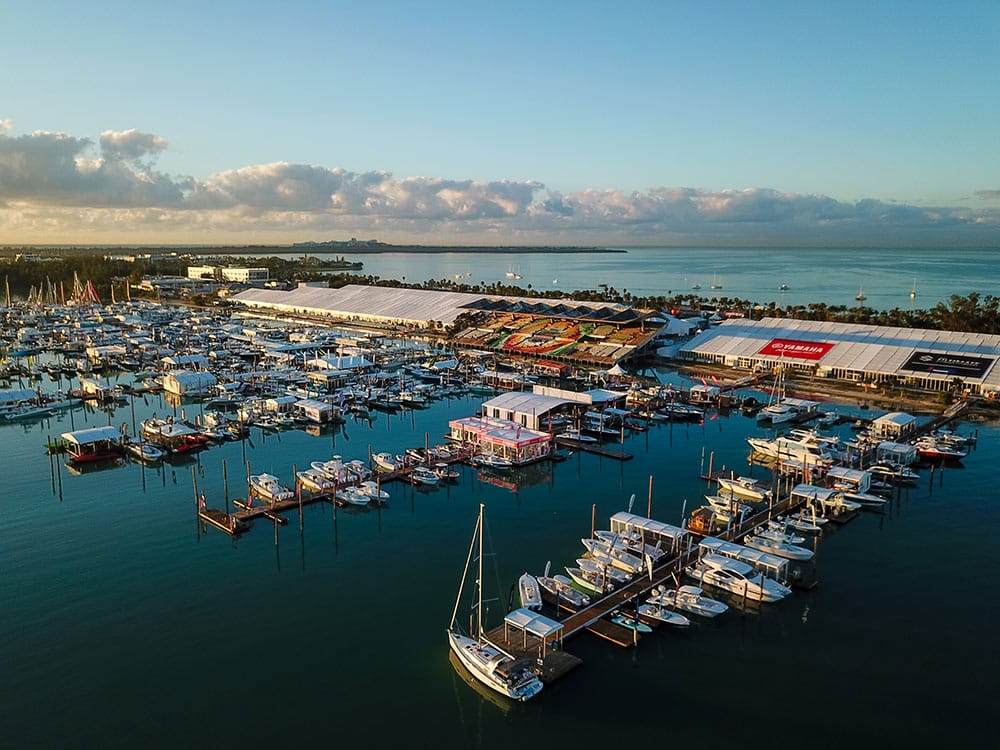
[
  {"left": 743, "top": 533, "right": 815, "bottom": 561},
  {"left": 705, "top": 494, "right": 753, "bottom": 523},
  {"left": 449, "top": 505, "right": 543, "bottom": 702},
  {"left": 716, "top": 475, "right": 767, "bottom": 502},
  {"left": 687, "top": 554, "right": 791, "bottom": 603},
  {"left": 249, "top": 473, "right": 295, "bottom": 502},
  {"left": 647, "top": 584, "right": 728, "bottom": 618},
  {"left": 747, "top": 435, "right": 834, "bottom": 466},
  {"left": 914, "top": 438, "right": 967, "bottom": 461}
]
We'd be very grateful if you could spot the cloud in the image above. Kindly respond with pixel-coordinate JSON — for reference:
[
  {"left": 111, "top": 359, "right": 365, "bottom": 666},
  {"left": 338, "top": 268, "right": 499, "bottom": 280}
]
[{"left": 1, "top": 122, "right": 1000, "bottom": 245}]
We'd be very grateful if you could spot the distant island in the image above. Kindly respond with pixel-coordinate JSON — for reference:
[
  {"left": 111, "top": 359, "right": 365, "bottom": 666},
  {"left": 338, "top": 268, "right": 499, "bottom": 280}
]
[{"left": 291, "top": 240, "right": 624, "bottom": 254}]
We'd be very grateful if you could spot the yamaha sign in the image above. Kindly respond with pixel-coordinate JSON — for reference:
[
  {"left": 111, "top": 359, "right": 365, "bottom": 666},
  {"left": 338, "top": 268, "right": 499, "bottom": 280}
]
[
  {"left": 757, "top": 338, "right": 834, "bottom": 361},
  {"left": 902, "top": 351, "right": 995, "bottom": 378}
]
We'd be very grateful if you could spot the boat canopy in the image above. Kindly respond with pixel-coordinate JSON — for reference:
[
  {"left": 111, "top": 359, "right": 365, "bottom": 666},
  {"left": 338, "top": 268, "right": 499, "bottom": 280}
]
[
  {"left": 609, "top": 511, "right": 688, "bottom": 549},
  {"left": 699, "top": 537, "right": 789, "bottom": 581},
  {"left": 60, "top": 426, "right": 123, "bottom": 445},
  {"left": 503, "top": 608, "right": 564, "bottom": 640}
]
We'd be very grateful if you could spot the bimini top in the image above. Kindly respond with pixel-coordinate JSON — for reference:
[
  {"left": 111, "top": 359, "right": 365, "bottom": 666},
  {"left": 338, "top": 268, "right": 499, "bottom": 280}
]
[{"left": 60, "top": 426, "right": 123, "bottom": 445}]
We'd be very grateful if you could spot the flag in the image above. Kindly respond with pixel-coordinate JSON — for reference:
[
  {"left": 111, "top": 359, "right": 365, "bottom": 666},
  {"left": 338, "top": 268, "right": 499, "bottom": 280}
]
[
  {"left": 199, "top": 493, "right": 206, "bottom": 510},
  {"left": 711, "top": 375, "right": 720, "bottom": 385},
  {"left": 700, "top": 376, "right": 708, "bottom": 386}
]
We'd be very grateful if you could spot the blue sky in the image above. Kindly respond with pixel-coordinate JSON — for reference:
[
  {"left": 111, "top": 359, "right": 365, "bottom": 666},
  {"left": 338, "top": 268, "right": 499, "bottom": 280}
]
[{"left": 2, "top": 0, "right": 999, "bottom": 245}]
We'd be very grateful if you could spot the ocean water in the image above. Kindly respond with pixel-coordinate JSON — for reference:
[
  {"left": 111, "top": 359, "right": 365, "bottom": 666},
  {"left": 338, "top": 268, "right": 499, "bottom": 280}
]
[
  {"left": 275, "top": 246, "right": 1000, "bottom": 310},
  {"left": 1, "top": 367, "right": 996, "bottom": 747}
]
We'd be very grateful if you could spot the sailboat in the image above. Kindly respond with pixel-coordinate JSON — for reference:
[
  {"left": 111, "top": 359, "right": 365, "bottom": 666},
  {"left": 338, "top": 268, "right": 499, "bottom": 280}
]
[
  {"left": 448, "top": 504, "right": 543, "bottom": 702},
  {"left": 756, "top": 357, "right": 796, "bottom": 424},
  {"left": 855, "top": 285, "right": 866, "bottom": 302},
  {"left": 910, "top": 278, "right": 917, "bottom": 300},
  {"left": 710, "top": 272, "right": 723, "bottom": 290}
]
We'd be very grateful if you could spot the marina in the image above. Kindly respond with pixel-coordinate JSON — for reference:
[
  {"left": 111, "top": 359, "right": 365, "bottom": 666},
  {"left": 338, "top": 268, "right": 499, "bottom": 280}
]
[{"left": 1, "top": 292, "right": 995, "bottom": 746}]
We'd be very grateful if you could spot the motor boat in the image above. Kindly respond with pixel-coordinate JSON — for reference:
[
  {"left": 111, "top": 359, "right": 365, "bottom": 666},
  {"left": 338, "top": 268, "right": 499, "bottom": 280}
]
[
  {"left": 609, "top": 610, "right": 653, "bottom": 633},
  {"left": 687, "top": 554, "right": 791, "bottom": 603},
  {"left": 410, "top": 466, "right": 441, "bottom": 486},
  {"left": 296, "top": 468, "right": 336, "bottom": 494},
  {"left": 537, "top": 572, "right": 590, "bottom": 607},
  {"left": 637, "top": 601, "right": 691, "bottom": 627},
  {"left": 518, "top": 572, "right": 542, "bottom": 611},
  {"left": 915, "top": 438, "right": 967, "bottom": 461},
  {"left": 432, "top": 462, "right": 461, "bottom": 482},
  {"left": 127, "top": 442, "right": 165, "bottom": 463},
  {"left": 743, "top": 533, "right": 815, "bottom": 561},
  {"left": 716, "top": 475, "right": 767, "bottom": 502},
  {"left": 565, "top": 565, "right": 615, "bottom": 596},
  {"left": 647, "top": 584, "right": 728, "bottom": 618},
  {"left": 593, "top": 530, "right": 666, "bottom": 564},
  {"left": 706, "top": 494, "right": 753, "bottom": 523},
  {"left": 576, "top": 558, "right": 629, "bottom": 585},
  {"left": 581, "top": 538, "right": 645, "bottom": 575},
  {"left": 757, "top": 520, "right": 806, "bottom": 545},
  {"left": 249, "top": 473, "right": 295, "bottom": 502},
  {"left": 357, "top": 480, "right": 390, "bottom": 502},
  {"left": 560, "top": 428, "right": 597, "bottom": 443},
  {"left": 335, "top": 487, "right": 372, "bottom": 506},
  {"left": 372, "top": 452, "right": 401, "bottom": 472}
]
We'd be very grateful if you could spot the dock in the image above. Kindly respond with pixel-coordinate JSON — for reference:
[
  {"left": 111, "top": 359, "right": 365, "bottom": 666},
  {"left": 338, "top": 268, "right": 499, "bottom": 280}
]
[{"left": 554, "top": 435, "right": 633, "bottom": 460}]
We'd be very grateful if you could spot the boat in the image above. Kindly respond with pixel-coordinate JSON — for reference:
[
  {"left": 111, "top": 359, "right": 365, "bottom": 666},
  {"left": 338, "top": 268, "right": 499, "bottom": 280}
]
[
  {"left": 432, "top": 462, "right": 461, "bottom": 482},
  {"left": 910, "top": 278, "right": 917, "bottom": 300},
  {"left": 691, "top": 283, "right": 702, "bottom": 290},
  {"left": 593, "top": 530, "right": 666, "bottom": 564},
  {"left": 296, "top": 468, "right": 336, "bottom": 494},
  {"left": 687, "top": 554, "right": 791, "bottom": 603},
  {"left": 743, "top": 533, "right": 814, "bottom": 561},
  {"left": 716, "top": 475, "right": 767, "bottom": 503},
  {"left": 609, "top": 610, "right": 653, "bottom": 633},
  {"left": 448, "top": 504, "right": 544, "bottom": 702},
  {"left": 311, "top": 457, "right": 347, "bottom": 483},
  {"left": 855, "top": 286, "right": 866, "bottom": 302},
  {"left": 746, "top": 435, "right": 834, "bottom": 466},
  {"left": 518, "top": 572, "right": 542, "bottom": 611},
  {"left": 565, "top": 565, "right": 615, "bottom": 596},
  {"left": 471, "top": 454, "right": 513, "bottom": 469},
  {"left": 710, "top": 272, "right": 723, "bottom": 290},
  {"left": 756, "top": 361, "right": 796, "bottom": 424},
  {"left": 647, "top": 584, "right": 728, "bottom": 618},
  {"left": 637, "top": 601, "right": 691, "bottom": 627},
  {"left": 782, "top": 509, "right": 827, "bottom": 534},
  {"left": 357, "top": 480, "right": 390, "bottom": 502},
  {"left": 559, "top": 428, "right": 597, "bottom": 443},
  {"left": 335, "top": 487, "right": 372, "bottom": 506},
  {"left": 372, "top": 451, "right": 401, "bottom": 472},
  {"left": 581, "top": 538, "right": 645, "bottom": 576},
  {"left": 868, "top": 463, "right": 919, "bottom": 486},
  {"left": 537, "top": 567, "right": 590, "bottom": 607},
  {"left": 249, "top": 473, "right": 295, "bottom": 502},
  {"left": 705, "top": 494, "right": 753, "bottom": 523},
  {"left": 778, "top": 283, "right": 789, "bottom": 291},
  {"left": 576, "top": 557, "right": 629, "bottom": 585},
  {"left": 127, "top": 442, "right": 165, "bottom": 463},
  {"left": 914, "top": 438, "right": 967, "bottom": 461},
  {"left": 410, "top": 466, "right": 441, "bottom": 486}
]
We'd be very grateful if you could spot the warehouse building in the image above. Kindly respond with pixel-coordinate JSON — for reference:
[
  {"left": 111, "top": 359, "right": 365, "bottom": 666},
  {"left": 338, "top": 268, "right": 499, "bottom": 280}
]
[{"left": 680, "top": 317, "right": 1000, "bottom": 397}]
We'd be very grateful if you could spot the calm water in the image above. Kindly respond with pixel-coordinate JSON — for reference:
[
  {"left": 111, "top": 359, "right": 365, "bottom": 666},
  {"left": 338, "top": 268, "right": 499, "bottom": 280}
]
[
  {"left": 2, "top": 366, "right": 997, "bottom": 747},
  {"left": 277, "top": 246, "right": 1000, "bottom": 310}
]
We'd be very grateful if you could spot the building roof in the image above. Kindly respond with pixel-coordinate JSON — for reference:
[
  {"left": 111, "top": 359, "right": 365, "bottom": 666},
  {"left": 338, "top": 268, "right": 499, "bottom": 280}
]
[
  {"left": 60, "top": 426, "right": 122, "bottom": 444},
  {"left": 481, "top": 391, "right": 575, "bottom": 416},
  {"left": 682, "top": 316, "right": 1000, "bottom": 388}
]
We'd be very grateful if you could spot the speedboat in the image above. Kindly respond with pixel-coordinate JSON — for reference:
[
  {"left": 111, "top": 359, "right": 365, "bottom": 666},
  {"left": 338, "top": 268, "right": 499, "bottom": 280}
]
[
  {"left": 372, "top": 452, "right": 400, "bottom": 472},
  {"left": 609, "top": 610, "right": 653, "bottom": 633},
  {"left": 637, "top": 601, "right": 691, "bottom": 627},
  {"left": 518, "top": 572, "right": 542, "bottom": 611},
  {"left": 648, "top": 584, "right": 728, "bottom": 618},
  {"left": 565, "top": 565, "right": 615, "bottom": 596},
  {"left": 311, "top": 458, "right": 347, "bottom": 482},
  {"left": 594, "top": 530, "right": 666, "bottom": 564},
  {"left": 410, "top": 466, "right": 441, "bottom": 486},
  {"left": 335, "top": 487, "right": 372, "bottom": 506},
  {"left": 576, "top": 558, "right": 629, "bottom": 585},
  {"left": 581, "top": 538, "right": 644, "bottom": 575},
  {"left": 560, "top": 428, "right": 597, "bottom": 443},
  {"left": 783, "top": 511, "right": 826, "bottom": 534},
  {"left": 249, "top": 473, "right": 295, "bottom": 502},
  {"left": 471, "top": 454, "right": 513, "bottom": 469},
  {"left": 758, "top": 520, "right": 806, "bottom": 544},
  {"left": 744, "top": 533, "right": 815, "bottom": 561},
  {"left": 432, "top": 462, "right": 461, "bottom": 482},
  {"left": 357, "top": 480, "right": 390, "bottom": 502},
  {"left": 296, "top": 468, "right": 336, "bottom": 494},
  {"left": 706, "top": 494, "right": 753, "bottom": 523},
  {"left": 868, "top": 463, "right": 919, "bottom": 486},
  {"left": 717, "top": 476, "right": 767, "bottom": 502},
  {"left": 687, "top": 554, "right": 791, "bottom": 603},
  {"left": 127, "top": 442, "right": 165, "bottom": 463},
  {"left": 915, "top": 438, "right": 967, "bottom": 461},
  {"left": 537, "top": 572, "right": 590, "bottom": 607}
]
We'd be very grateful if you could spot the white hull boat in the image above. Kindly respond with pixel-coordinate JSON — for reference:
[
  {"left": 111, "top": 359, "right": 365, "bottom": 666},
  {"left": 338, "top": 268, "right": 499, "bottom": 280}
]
[
  {"left": 744, "top": 533, "right": 814, "bottom": 561},
  {"left": 581, "top": 538, "right": 644, "bottom": 576},
  {"left": 538, "top": 573, "right": 590, "bottom": 607},
  {"left": 518, "top": 572, "right": 542, "bottom": 611},
  {"left": 249, "top": 473, "right": 294, "bottom": 502},
  {"left": 565, "top": 566, "right": 615, "bottom": 596},
  {"left": 449, "top": 505, "right": 543, "bottom": 702},
  {"left": 638, "top": 602, "right": 691, "bottom": 627},
  {"left": 648, "top": 584, "right": 728, "bottom": 618},
  {"left": 687, "top": 554, "right": 791, "bottom": 603},
  {"left": 576, "top": 557, "right": 629, "bottom": 585},
  {"left": 717, "top": 476, "right": 767, "bottom": 502}
]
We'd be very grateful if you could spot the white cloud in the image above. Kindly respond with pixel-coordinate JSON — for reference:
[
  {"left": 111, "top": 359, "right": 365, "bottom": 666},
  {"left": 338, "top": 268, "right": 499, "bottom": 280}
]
[{"left": 1, "top": 123, "right": 1000, "bottom": 245}]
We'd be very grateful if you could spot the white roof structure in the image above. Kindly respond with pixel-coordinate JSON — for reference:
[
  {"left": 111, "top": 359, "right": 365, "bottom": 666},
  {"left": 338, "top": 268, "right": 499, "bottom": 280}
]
[
  {"left": 503, "top": 608, "right": 564, "bottom": 640},
  {"left": 681, "top": 316, "right": 1000, "bottom": 393},
  {"left": 61, "top": 426, "right": 122, "bottom": 445},
  {"left": 232, "top": 284, "right": 636, "bottom": 327}
]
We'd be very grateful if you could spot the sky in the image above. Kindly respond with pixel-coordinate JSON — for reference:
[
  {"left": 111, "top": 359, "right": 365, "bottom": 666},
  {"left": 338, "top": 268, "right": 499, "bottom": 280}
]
[{"left": 1, "top": 0, "right": 999, "bottom": 247}]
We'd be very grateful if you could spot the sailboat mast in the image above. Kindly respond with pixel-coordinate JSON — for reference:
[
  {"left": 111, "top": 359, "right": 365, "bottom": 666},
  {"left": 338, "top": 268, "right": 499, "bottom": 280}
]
[
  {"left": 477, "top": 502, "right": 485, "bottom": 640},
  {"left": 449, "top": 503, "right": 483, "bottom": 631}
]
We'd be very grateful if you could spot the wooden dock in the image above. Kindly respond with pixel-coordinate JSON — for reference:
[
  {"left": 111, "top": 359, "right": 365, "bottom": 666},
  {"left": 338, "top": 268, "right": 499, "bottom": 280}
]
[{"left": 554, "top": 436, "right": 633, "bottom": 460}]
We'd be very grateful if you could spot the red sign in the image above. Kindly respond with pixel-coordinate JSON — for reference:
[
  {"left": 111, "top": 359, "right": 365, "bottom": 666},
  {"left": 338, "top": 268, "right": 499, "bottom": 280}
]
[{"left": 757, "top": 338, "right": 833, "bottom": 361}]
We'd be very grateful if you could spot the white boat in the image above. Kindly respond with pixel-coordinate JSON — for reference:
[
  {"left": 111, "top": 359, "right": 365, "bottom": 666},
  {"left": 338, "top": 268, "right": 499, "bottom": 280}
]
[
  {"left": 518, "top": 572, "right": 542, "bottom": 611},
  {"left": 311, "top": 458, "right": 347, "bottom": 483},
  {"left": 249, "top": 473, "right": 295, "bottom": 502},
  {"left": 783, "top": 510, "right": 826, "bottom": 534},
  {"left": 410, "top": 466, "right": 441, "bottom": 486},
  {"left": 296, "top": 468, "right": 336, "bottom": 494},
  {"left": 537, "top": 569, "right": 590, "bottom": 607},
  {"left": 432, "top": 462, "right": 461, "bottom": 482},
  {"left": 705, "top": 494, "right": 753, "bottom": 523},
  {"left": 868, "top": 463, "right": 919, "bottom": 486},
  {"left": 581, "top": 538, "right": 645, "bottom": 575},
  {"left": 637, "top": 602, "right": 691, "bottom": 627},
  {"left": 716, "top": 475, "right": 767, "bottom": 502},
  {"left": 593, "top": 530, "right": 666, "bottom": 564},
  {"left": 648, "top": 584, "right": 728, "bottom": 618},
  {"left": 448, "top": 504, "right": 543, "bottom": 702},
  {"left": 372, "top": 452, "right": 400, "bottom": 472},
  {"left": 127, "top": 442, "right": 165, "bottom": 463},
  {"left": 357, "top": 480, "right": 390, "bottom": 502},
  {"left": 336, "top": 487, "right": 372, "bottom": 506},
  {"left": 565, "top": 565, "right": 615, "bottom": 596},
  {"left": 746, "top": 435, "right": 834, "bottom": 467},
  {"left": 743, "top": 533, "right": 814, "bottom": 561},
  {"left": 758, "top": 520, "right": 806, "bottom": 545},
  {"left": 687, "top": 554, "right": 791, "bottom": 603},
  {"left": 471, "top": 454, "right": 513, "bottom": 469},
  {"left": 560, "top": 428, "right": 597, "bottom": 443},
  {"left": 914, "top": 438, "right": 967, "bottom": 461},
  {"left": 576, "top": 557, "right": 629, "bottom": 585}
]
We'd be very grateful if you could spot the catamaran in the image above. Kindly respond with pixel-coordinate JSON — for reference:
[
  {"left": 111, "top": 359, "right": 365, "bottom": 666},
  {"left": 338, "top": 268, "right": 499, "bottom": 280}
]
[{"left": 448, "top": 504, "right": 543, "bottom": 702}]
